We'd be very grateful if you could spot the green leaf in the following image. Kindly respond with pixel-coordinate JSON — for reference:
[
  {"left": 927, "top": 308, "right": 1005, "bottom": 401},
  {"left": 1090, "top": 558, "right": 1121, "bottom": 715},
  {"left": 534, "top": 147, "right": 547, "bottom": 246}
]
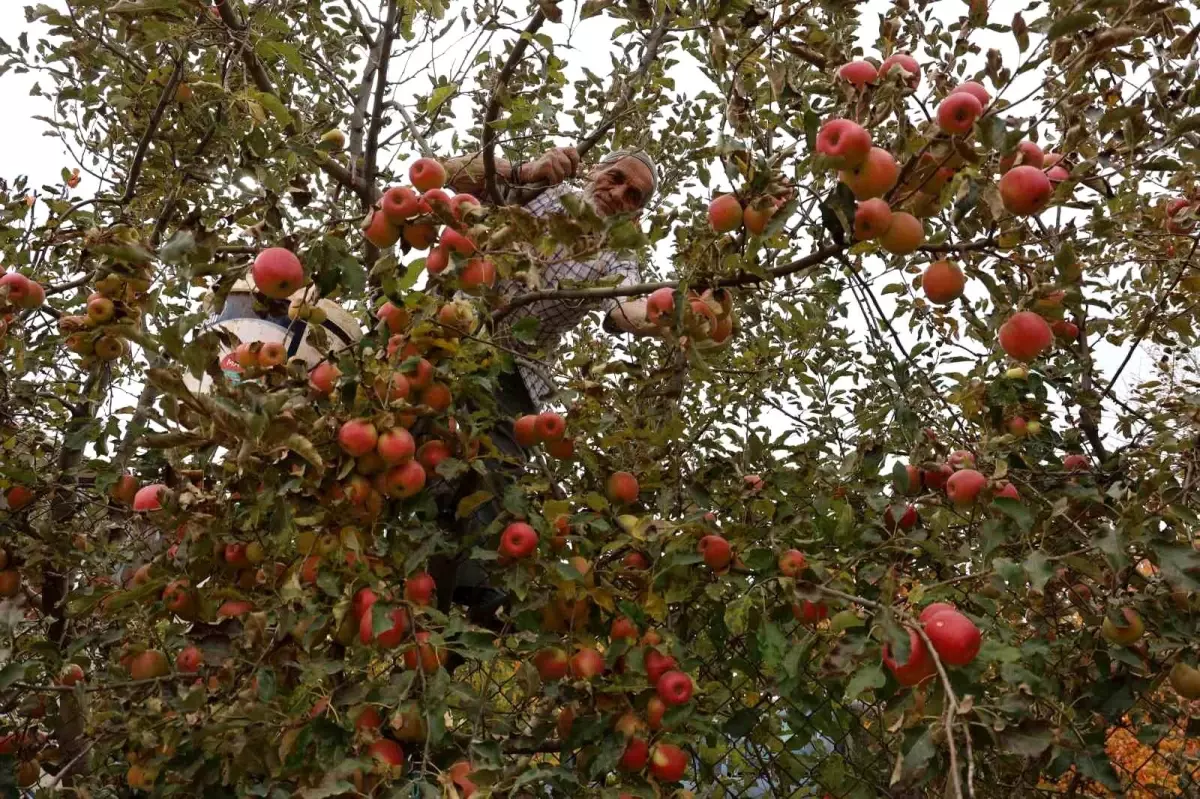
[
  {"left": 722, "top": 707, "right": 758, "bottom": 738},
  {"left": 999, "top": 721, "right": 1054, "bottom": 757},
  {"left": 426, "top": 83, "right": 459, "bottom": 114},
  {"left": 511, "top": 315, "right": 540, "bottom": 344},
  {"left": 1048, "top": 12, "right": 1096, "bottom": 39},
  {"left": 251, "top": 90, "right": 293, "bottom": 127},
  {"left": 0, "top": 661, "right": 29, "bottom": 690},
  {"left": 1023, "top": 550, "right": 1054, "bottom": 592},
  {"left": 901, "top": 727, "right": 936, "bottom": 773},
  {"left": 992, "top": 497, "right": 1032, "bottom": 530},
  {"left": 257, "top": 667, "right": 277, "bottom": 701},
  {"left": 456, "top": 491, "right": 494, "bottom": 519},
  {"left": 844, "top": 663, "right": 885, "bottom": 701}
]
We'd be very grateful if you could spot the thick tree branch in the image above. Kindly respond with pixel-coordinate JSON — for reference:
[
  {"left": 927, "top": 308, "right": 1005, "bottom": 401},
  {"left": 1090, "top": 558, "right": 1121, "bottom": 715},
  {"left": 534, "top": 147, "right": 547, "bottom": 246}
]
[
  {"left": 577, "top": 13, "right": 673, "bottom": 158},
  {"left": 482, "top": 10, "right": 547, "bottom": 205},
  {"left": 363, "top": 0, "right": 399, "bottom": 195},
  {"left": 491, "top": 243, "right": 844, "bottom": 322}
]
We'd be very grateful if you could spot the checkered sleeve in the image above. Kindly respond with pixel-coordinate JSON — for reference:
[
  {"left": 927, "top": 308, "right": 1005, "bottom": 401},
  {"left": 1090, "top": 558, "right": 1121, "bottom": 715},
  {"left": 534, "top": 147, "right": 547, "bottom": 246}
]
[{"left": 600, "top": 257, "right": 643, "bottom": 315}]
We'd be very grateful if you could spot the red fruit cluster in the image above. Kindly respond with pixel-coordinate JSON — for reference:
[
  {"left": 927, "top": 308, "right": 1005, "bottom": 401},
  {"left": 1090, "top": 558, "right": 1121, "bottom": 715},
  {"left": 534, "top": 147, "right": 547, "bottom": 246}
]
[{"left": 513, "top": 411, "right": 573, "bottom": 458}]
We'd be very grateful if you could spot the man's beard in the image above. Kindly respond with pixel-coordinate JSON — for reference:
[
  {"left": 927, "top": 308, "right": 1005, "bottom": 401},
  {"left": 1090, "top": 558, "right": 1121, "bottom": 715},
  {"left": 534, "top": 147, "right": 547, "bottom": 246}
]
[{"left": 581, "top": 182, "right": 610, "bottom": 217}]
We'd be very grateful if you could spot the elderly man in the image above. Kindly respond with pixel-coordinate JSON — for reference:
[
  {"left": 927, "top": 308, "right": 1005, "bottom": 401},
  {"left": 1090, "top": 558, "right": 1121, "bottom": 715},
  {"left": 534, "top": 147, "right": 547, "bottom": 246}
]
[
  {"left": 441, "top": 144, "right": 663, "bottom": 413},
  {"left": 431, "top": 145, "right": 667, "bottom": 633}
]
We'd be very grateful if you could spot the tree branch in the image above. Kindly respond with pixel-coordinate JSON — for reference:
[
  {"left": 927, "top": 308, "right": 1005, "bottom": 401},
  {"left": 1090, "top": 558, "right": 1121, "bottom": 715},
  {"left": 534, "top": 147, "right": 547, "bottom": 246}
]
[
  {"left": 120, "top": 54, "right": 186, "bottom": 205},
  {"left": 482, "top": 10, "right": 547, "bottom": 205},
  {"left": 1097, "top": 232, "right": 1199, "bottom": 402},
  {"left": 577, "top": 13, "right": 673, "bottom": 158},
  {"left": 492, "top": 243, "right": 844, "bottom": 322},
  {"left": 363, "top": 0, "right": 399, "bottom": 196}
]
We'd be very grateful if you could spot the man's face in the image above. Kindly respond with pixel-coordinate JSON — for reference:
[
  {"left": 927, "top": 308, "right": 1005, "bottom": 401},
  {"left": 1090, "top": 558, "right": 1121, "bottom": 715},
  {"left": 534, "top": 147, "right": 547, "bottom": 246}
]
[{"left": 584, "top": 156, "right": 654, "bottom": 217}]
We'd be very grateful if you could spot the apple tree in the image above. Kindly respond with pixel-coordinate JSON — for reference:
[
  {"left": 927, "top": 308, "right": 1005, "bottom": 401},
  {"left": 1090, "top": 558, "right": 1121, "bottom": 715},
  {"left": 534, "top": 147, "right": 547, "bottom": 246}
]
[{"left": 1, "top": 0, "right": 1199, "bottom": 797}]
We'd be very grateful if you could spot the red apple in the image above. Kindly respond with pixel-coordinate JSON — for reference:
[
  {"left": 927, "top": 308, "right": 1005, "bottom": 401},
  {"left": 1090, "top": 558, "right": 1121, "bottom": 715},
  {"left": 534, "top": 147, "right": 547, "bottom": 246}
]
[
  {"left": 656, "top": 670, "right": 693, "bottom": 705},
  {"left": 133, "top": 483, "right": 167, "bottom": 512},
  {"left": 1063, "top": 454, "right": 1089, "bottom": 472},
  {"left": 879, "top": 211, "right": 925, "bottom": 254},
  {"left": 535, "top": 411, "right": 566, "bottom": 441},
  {"left": 923, "top": 463, "right": 953, "bottom": 491},
  {"left": 840, "top": 147, "right": 899, "bottom": 200},
  {"left": 381, "top": 186, "right": 421, "bottom": 223},
  {"left": 251, "top": 248, "right": 304, "bottom": 299},
  {"left": 649, "top": 743, "right": 688, "bottom": 782},
  {"left": 514, "top": 414, "right": 540, "bottom": 446},
  {"left": 175, "top": 645, "right": 202, "bottom": 673},
  {"left": 708, "top": 194, "right": 743, "bottom": 233},
  {"left": 937, "top": 92, "right": 983, "bottom": 135},
  {"left": 367, "top": 739, "right": 404, "bottom": 771},
  {"left": 999, "top": 141, "right": 1045, "bottom": 173},
  {"left": 918, "top": 602, "right": 957, "bottom": 624},
  {"left": 946, "top": 469, "right": 987, "bottom": 506},
  {"left": 882, "top": 628, "right": 936, "bottom": 686},
  {"left": 534, "top": 648, "right": 570, "bottom": 681},
  {"left": 924, "top": 610, "right": 981, "bottom": 666},
  {"left": 884, "top": 504, "right": 918, "bottom": 532},
  {"left": 697, "top": 534, "right": 732, "bottom": 570},
  {"left": 791, "top": 600, "right": 828, "bottom": 625},
  {"left": 569, "top": 647, "right": 605, "bottom": 679},
  {"left": 409, "top": 158, "right": 446, "bottom": 192},
  {"left": 816, "top": 119, "right": 872, "bottom": 168},
  {"left": 778, "top": 549, "right": 807, "bottom": 576},
  {"left": 879, "top": 52, "right": 921, "bottom": 88},
  {"left": 403, "top": 571, "right": 435, "bottom": 605},
  {"left": 607, "top": 471, "right": 639, "bottom": 504},
  {"left": 498, "top": 522, "right": 538, "bottom": 559},
  {"left": 950, "top": 81, "right": 990, "bottom": 106},
  {"left": 853, "top": 197, "right": 893, "bottom": 240},
  {"left": 922, "top": 260, "right": 965, "bottom": 304},
  {"left": 611, "top": 617, "right": 638, "bottom": 640},
  {"left": 359, "top": 606, "right": 409, "bottom": 648},
  {"left": 994, "top": 480, "right": 1019, "bottom": 500},
  {"left": 837, "top": 59, "right": 878, "bottom": 86},
  {"left": 645, "top": 648, "right": 678, "bottom": 684},
  {"left": 999, "top": 165, "right": 1052, "bottom": 216},
  {"left": 620, "top": 737, "right": 649, "bottom": 771},
  {"left": 998, "top": 310, "right": 1053, "bottom": 361},
  {"left": 310, "top": 361, "right": 340, "bottom": 394}
]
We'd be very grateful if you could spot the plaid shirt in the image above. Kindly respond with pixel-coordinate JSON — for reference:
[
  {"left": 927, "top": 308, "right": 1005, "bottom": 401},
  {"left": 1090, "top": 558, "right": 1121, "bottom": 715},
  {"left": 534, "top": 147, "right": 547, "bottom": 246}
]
[{"left": 495, "top": 183, "right": 642, "bottom": 404}]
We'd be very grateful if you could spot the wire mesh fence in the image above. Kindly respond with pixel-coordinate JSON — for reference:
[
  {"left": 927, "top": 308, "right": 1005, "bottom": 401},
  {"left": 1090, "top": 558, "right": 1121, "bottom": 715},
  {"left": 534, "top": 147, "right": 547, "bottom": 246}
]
[{"left": 439, "top": 585, "right": 1199, "bottom": 799}]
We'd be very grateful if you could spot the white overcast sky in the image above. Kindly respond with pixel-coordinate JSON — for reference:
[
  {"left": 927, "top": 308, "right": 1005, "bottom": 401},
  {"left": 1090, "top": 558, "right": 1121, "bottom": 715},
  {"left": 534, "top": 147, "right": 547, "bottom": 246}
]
[{"left": 0, "top": 0, "right": 1157, "bottom": 451}]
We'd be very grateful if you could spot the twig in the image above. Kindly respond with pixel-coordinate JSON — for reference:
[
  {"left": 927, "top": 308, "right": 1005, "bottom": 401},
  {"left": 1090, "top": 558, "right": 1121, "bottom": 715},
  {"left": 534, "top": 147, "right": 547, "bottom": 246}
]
[
  {"left": 394, "top": 102, "right": 434, "bottom": 157},
  {"left": 42, "top": 738, "right": 95, "bottom": 788},
  {"left": 1097, "top": 232, "right": 1200, "bottom": 402},
  {"left": 482, "top": 10, "right": 548, "bottom": 204}
]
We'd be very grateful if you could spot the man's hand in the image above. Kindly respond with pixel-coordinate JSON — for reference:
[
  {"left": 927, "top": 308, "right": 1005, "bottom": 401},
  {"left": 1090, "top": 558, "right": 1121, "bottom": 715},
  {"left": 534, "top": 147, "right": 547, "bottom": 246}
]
[{"left": 521, "top": 146, "right": 579, "bottom": 185}]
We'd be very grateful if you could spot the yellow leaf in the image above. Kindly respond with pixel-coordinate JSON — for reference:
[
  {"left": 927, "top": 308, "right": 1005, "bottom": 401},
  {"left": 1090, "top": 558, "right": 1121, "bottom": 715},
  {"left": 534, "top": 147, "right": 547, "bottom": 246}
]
[{"left": 456, "top": 491, "right": 494, "bottom": 519}]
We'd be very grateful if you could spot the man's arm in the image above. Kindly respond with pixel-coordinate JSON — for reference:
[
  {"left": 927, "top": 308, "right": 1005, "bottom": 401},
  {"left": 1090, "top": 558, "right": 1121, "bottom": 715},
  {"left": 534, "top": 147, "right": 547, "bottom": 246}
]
[
  {"left": 604, "top": 298, "right": 663, "bottom": 336},
  {"left": 443, "top": 146, "right": 579, "bottom": 204}
]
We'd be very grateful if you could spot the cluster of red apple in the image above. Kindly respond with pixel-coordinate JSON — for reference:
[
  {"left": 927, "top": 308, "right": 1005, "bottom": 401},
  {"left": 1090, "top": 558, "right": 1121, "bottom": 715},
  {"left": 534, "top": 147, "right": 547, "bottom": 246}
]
[
  {"left": 532, "top": 617, "right": 693, "bottom": 781},
  {"left": 514, "top": 410, "right": 574, "bottom": 459},
  {"left": 883, "top": 601, "right": 981, "bottom": 686},
  {"left": 0, "top": 267, "right": 45, "bottom": 348},
  {"left": 363, "top": 157, "right": 498, "bottom": 294},
  {"left": 706, "top": 192, "right": 784, "bottom": 237},
  {"left": 643, "top": 285, "right": 735, "bottom": 345},
  {"left": 56, "top": 265, "right": 156, "bottom": 364}
]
